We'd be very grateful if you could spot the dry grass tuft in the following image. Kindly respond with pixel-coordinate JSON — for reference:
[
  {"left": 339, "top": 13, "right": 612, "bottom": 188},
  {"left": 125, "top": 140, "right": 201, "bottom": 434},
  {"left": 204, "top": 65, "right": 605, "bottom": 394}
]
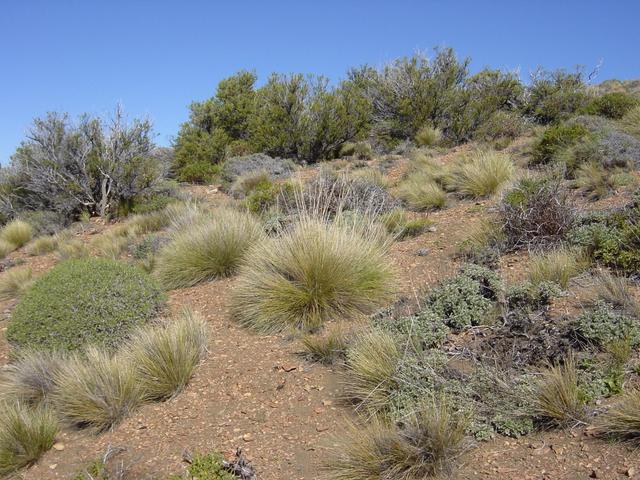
[
  {"left": 594, "top": 389, "right": 640, "bottom": 443},
  {"left": 0, "top": 220, "right": 33, "bottom": 248},
  {"left": 56, "top": 238, "right": 89, "bottom": 260},
  {"left": 397, "top": 172, "right": 447, "bottom": 211},
  {"left": 301, "top": 326, "right": 348, "bottom": 364},
  {"left": 0, "top": 350, "right": 63, "bottom": 405},
  {"left": 128, "top": 309, "right": 208, "bottom": 401},
  {"left": 0, "top": 402, "right": 58, "bottom": 475},
  {"left": 528, "top": 247, "right": 588, "bottom": 289},
  {"left": 26, "top": 235, "right": 58, "bottom": 256},
  {"left": 155, "top": 208, "right": 264, "bottom": 289},
  {"left": 0, "top": 267, "right": 34, "bottom": 301},
  {"left": 343, "top": 329, "right": 400, "bottom": 415},
  {"left": 324, "top": 397, "right": 470, "bottom": 480},
  {"left": 534, "top": 356, "right": 586, "bottom": 425},
  {"left": 51, "top": 347, "right": 142, "bottom": 431},
  {"left": 231, "top": 216, "right": 395, "bottom": 332},
  {"left": 594, "top": 270, "right": 640, "bottom": 317},
  {"left": 0, "top": 239, "right": 16, "bottom": 259},
  {"left": 415, "top": 125, "right": 443, "bottom": 147},
  {"left": 447, "top": 150, "right": 515, "bottom": 198}
]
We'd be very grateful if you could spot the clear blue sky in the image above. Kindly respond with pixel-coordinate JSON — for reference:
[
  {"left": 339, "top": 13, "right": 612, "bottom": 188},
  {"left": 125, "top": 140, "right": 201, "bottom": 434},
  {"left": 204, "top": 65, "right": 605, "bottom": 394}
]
[{"left": 2, "top": 0, "right": 639, "bottom": 164}]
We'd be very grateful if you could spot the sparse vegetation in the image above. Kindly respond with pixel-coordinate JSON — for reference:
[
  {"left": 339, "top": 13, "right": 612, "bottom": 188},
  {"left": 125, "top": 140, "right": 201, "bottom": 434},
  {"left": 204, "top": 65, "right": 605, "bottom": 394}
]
[
  {"left": 232, "top": 216, "right": 395, "bottom": 332},
  {"left": 301, "top": 326, "right": 348, "bottom": 364},
  {"left": 25, "top": 235, "right": 58, "bottom": 256},
  {"left": 7, "top": 258, "right": 164, "bottom": 351},
  {"left": 380, "top": 208, "right": 432, "bottom": 239},
  {"left": 397, "top": 173, "right": 447, "bottom": 210},
  {"left": 595, "top": 389, "right": 640, "bottom": 443},
  {"left": 0, "top": 402, "right": 58, "bottom": 475},
  {"left": 154, "top": 208, "right": 264, "bottom": 289}
]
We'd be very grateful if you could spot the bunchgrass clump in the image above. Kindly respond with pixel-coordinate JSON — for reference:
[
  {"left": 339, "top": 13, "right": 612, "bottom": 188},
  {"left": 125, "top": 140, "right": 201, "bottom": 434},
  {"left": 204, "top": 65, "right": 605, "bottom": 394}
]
[
  {"left": 0, "top": 267, "right": 33, "bottom": 301},
  {"left": 572, "top": 162, "right": 633, "bottom": 200},
  {"left": 447, "top": 150, "right": 515, "bottom": 198},
  {"left": 380, "top": 208, "right": 432, "bottom": 240},
  {"left": 528, "top": 247, "right": 588, "bottom": 289},
  {"left": 231, "top": 216, "right": 395, "bottom": 332},
  {"left": 534, "top": 357, "right": 586, "bottom": 425},
  {"left": 128, "top": 309, "right": 208, "bottom": 401},
  {"left": 325, "top": 397, "right": 470, "bottom": 480},
  {"left": 594, "top": 270, "right": 640, "bottom": 317},
  {"left": 92, "top": 233, "right": 131, "bottom": 259},
  {"left": 51, "top": 347, "right": 142, "bottom": 431},
  {"left": 7, "top": 258, "right": 164, "bottom": 351},
  {"left": 620, "top": 105, "right": 640, "bottom": 138},
  {"left": 415, "top": 125, "right": 442, "bottom": 147},
  {"left": 26, "top": 235, "right": 58, "bottom": 256},
  {"left": 0, "top": 239, "right": 15, "bottom": 259},
  {"left": 0, "top": 220, "right": 33, "bottom": 249},
  {"left": 56, "top": 238, "right": 89, "bottom": 260},
  {"left": 397, "top": 173, "right": 446, "bottom": 210},
  {"left": 155, "top": 208, "right": 264, "bottom": 289},
  {"left": 595, "top": 389, "right": 640, "bottom": 443},
  {"left": 343, "top": 329, "right": 400, "bottom": 415},
  {"left": 0, "top": 350, "right": 63, "bottom": 405},
  {"left": 301, "top": 326, "right": 348, "bottom": 364},
  {"left": 0, "top": 402, "right": 58, "bottom": 476}
]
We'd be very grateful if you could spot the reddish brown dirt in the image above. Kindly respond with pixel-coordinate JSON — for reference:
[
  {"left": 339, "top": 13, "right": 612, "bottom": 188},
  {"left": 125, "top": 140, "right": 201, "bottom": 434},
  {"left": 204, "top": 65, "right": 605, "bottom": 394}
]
[{"left": 2, "top": 156, "right": 640, "bottom": 479}]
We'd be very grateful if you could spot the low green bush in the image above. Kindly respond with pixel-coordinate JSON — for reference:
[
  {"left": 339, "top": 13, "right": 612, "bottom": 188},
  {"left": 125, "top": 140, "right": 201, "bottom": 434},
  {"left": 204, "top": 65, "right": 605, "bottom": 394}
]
[
  {"left": 531, "top": 123, "right": 589, "bottom": 165},
  {"left": 424, "top": 264, "right": 502, "bottom": 330},
  {"left": 7, "top": 258, "right": 164, "bottom": 351},
  {"left": 584, "top": 92, "right": 638, "bottom": 119},
  {"left": 574, "top": 300, "right": 640, "bottom": 348}
]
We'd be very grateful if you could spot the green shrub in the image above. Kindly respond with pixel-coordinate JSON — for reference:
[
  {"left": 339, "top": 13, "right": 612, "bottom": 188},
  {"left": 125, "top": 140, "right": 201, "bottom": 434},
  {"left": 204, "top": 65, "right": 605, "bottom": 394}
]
[
  {"left": 340, "top": 141, "right": 374, "bottom": 160},
  {"left": 446, "top": 150, "right": 514, "bottom": 198},
  {"left": 568, "top": 202, "right": 640, "bottom": 274},
  {"left": 505, "top": 280, "right": 561, "bottom": 313},
  {"left": 424, "top": 264, "right": 502, "bottom": 330},
  {"left": 374, "top": 309, "right": 449, "bottom": 352},
  {"left": 531, "top": 123, "right": 589, "bottom": 165},
  {"left": 244, "top": 180, "right": 294, "bottom": 214},
  {"left": 415, "top": 125, "right": 442, "bottom": 147},
  {"left": 584, "top": 92, "right": 638, "bottom": 119},
  {"left": 574, "top": 300, "right": 640, "bottom": 347},
  {"left": 0, "top": 402, "right": 58, "bottom": 475},
  {"left": 0, "top": 220, "right": 33, "bottom": 248},
  {"left": 51, "top": 347, "right": 142, "bottom": 431},
  {"left": 154, "top": 209, "right": 264, "bottom": 289},
  {"left": 175, "top": 160, "right": 221, "bottom": 184},
  {"left": 0, "top": 267, "right": 33, "bottom": 301},
  {"left": 523, "top": 69, "right": 589, "bottom": 124},
  {"left": 7, "top": 258, "right": 164, "bottom": 351},
  {"left": 232, "top": 216, "right": 395, "bottom": 332},
  {"left": 176, "top": 452, "right": 237, "bottom": 480},
  {"left": 128, "top": 309, "right": 208, "bottom": 401},
  {"left": 17, "top": 210, "right": 68, "bottom": 236}
]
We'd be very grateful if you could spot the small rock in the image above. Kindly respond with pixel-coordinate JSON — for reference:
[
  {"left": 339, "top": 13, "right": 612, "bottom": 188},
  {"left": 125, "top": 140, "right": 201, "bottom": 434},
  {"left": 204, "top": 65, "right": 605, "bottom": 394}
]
[
  {"left": 427, "top": 226, "right": 437, "bottom": 232},
  {"left": 49, "top": 464, "right": 57, "bottom": 470},
  {"left": 242, "top": 433, "right": 254, "bottom": 442},
  {"left": 52, "top": 442, "right": 65, "bottom": 451},
  {"left": 590, "top": 469, "right": 600, "bottom": 479},
  {"left": 415, "top": 248, "right": 430, "bottom": 257},
  {"left": 316, "top": 425, "right": 330, "bottom": 432},
  {"left": 281, "top": 365, "right": 297, "bottom": 372},
  {"left": 322, "top": 400, "right": 333, "bottom": 406}
]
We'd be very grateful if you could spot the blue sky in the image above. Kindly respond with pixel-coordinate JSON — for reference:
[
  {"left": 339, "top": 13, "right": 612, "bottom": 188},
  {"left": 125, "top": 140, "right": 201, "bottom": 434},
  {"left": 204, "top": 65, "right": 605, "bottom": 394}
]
[{"left": 1, "top": 0, "right": 639, "bottom": 164}]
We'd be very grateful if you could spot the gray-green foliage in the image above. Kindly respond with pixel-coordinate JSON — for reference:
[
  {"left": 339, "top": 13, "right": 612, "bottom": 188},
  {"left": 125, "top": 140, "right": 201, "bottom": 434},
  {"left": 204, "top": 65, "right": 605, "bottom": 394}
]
[
  {"left": 424, "top": 265, "right": 502, "bottom": 330},
  {"left": 574, "top": 300, "right": 640, "bottom": 347}
]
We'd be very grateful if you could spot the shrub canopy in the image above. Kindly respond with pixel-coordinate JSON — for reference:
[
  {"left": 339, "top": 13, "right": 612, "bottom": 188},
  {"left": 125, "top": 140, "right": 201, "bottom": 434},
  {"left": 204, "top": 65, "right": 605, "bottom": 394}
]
[{"left": 7, "top": 258, "right": 165, "bottom": 351}]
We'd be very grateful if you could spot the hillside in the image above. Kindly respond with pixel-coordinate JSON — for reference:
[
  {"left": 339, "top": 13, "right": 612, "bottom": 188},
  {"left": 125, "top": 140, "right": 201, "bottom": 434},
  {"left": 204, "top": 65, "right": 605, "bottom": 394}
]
[{"left": 1, "top": 51, "right": 640, "bottom": 480}]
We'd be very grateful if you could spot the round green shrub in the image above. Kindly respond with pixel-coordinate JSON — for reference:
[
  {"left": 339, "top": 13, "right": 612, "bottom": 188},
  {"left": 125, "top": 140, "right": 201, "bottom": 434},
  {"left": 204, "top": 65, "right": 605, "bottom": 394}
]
[{"left": 7, "top": 258, "right": 165, "bottom": 351}]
